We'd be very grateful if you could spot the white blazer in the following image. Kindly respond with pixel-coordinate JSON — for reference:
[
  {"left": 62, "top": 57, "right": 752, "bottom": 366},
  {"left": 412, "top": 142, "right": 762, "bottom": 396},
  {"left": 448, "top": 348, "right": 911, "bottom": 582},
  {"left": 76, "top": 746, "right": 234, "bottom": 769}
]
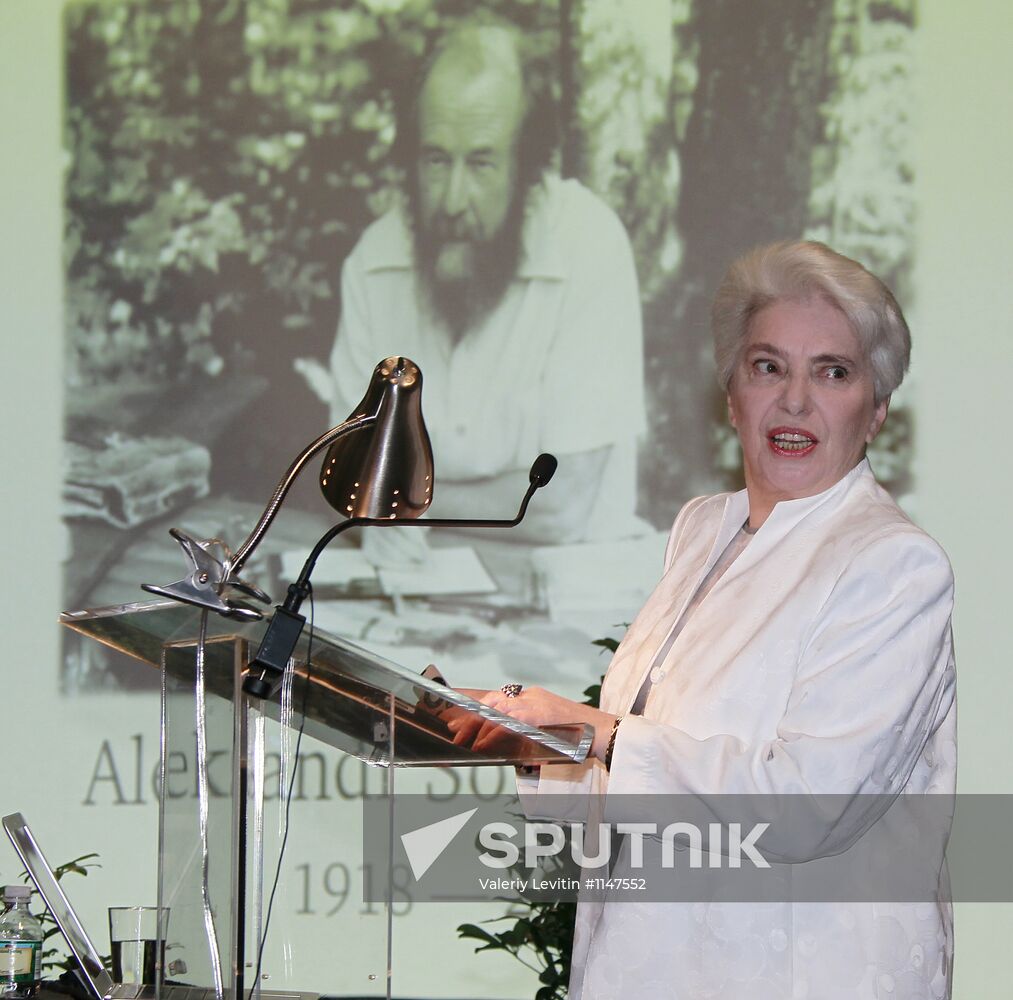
[{"left": 524, "top": 460, "right": 956, "bottom": 999}]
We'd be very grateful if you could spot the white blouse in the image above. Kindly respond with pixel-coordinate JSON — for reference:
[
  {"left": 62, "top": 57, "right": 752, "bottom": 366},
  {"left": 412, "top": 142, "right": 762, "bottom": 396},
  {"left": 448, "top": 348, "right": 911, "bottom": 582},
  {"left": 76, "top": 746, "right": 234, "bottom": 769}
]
[{"left": 522, "top": 460, "right": 956, "bottom": 999}]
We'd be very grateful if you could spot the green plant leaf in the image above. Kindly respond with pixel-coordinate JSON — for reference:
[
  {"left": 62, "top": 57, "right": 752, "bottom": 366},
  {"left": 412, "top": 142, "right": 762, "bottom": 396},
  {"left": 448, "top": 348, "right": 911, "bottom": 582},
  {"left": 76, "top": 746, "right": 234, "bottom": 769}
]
[{"left": 456, "top": 923, "right": 504, "bottom": 950}]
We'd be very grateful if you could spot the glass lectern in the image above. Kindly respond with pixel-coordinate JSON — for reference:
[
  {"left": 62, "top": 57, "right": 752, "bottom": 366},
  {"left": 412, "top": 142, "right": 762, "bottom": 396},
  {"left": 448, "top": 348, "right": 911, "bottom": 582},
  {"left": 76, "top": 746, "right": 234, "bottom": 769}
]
[{"left": 61, "top": 599, "right": 591, "bottom": 1000}]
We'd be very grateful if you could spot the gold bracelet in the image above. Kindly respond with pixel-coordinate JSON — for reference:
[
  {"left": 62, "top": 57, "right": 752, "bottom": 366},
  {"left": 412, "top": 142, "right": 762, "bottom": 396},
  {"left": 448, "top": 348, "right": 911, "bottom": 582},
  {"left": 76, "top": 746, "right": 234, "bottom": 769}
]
[{"left": 604, "top": 716, "right": 622, "bottom": 770}]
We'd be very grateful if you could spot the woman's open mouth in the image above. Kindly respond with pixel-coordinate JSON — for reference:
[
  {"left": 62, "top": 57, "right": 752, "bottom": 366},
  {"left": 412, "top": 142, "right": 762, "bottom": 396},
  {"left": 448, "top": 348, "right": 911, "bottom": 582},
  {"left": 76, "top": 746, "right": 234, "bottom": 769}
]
[{"left": 768, "top": 428, "right": 817, "bottom": 457}]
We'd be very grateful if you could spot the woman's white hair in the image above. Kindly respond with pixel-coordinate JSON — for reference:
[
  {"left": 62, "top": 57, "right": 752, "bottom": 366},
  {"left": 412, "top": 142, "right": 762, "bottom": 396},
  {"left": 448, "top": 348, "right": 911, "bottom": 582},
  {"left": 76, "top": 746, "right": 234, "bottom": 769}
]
[{"left": 711, "top": 240, "right": 911, "bottom": 403}]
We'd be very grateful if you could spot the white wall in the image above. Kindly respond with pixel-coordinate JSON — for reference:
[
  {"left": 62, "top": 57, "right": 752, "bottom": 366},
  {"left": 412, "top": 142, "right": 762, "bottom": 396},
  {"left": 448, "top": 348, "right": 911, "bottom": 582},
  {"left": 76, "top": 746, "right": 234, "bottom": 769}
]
[{"left": 913, "top": 0, "right": 1013, "bottom": 985}]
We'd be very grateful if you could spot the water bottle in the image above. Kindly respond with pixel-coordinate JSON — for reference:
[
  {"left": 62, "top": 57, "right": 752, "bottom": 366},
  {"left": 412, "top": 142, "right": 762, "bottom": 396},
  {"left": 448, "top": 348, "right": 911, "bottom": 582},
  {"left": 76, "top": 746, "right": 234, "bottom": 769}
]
[{"left": 0, "top": 886, "right": 43, "bottom": 998}]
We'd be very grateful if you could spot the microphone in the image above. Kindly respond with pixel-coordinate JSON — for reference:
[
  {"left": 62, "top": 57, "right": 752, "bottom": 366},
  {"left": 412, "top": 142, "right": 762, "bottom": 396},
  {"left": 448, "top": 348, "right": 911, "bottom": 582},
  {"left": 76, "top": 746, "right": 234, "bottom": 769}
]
[
  {"left": 242, "top": 454, "right": 558, "bottom": 698},
  {"left": 529, "top": 453, "right": 557, "bottom": 489}
]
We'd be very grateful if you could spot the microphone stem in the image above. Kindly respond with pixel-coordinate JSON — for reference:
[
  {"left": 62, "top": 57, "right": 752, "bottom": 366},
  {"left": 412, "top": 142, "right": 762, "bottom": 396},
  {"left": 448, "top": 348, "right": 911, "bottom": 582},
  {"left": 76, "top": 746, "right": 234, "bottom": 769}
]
[
  {"left": 244, "top": 461, "right": 551, "bottom": 698},
  {"left": 283, "top": 478, "right": 541, "bottom": 614}
]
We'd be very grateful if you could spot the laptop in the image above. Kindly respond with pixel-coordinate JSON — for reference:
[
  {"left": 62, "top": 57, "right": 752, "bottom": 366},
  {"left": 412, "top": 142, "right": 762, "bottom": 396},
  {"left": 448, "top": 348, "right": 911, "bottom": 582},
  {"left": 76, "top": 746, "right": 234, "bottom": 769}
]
[
  {"left": 3, "top": 813, "right": 237, "bottom": 1000},
  {"left": 2, "top": 812, "right": 127, "bottom": 999},
  {"left": 3, "top": 813, "right": 338, "bottom": 1000}
]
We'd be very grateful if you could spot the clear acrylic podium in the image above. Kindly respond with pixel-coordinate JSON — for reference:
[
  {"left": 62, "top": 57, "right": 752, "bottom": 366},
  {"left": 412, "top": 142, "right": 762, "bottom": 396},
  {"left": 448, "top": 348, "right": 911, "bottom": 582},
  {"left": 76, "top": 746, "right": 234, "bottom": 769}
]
[{"left": 61, "top": 599, "right": 591, "bottom": 999}]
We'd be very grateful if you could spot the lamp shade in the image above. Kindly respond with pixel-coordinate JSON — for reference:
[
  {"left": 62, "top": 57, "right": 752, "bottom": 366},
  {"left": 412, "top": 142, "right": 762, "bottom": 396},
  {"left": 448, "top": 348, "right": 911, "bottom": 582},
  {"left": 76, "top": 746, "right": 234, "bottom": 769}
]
[{"left": 319, "top": 356, "right": 434, "bottom": 519}]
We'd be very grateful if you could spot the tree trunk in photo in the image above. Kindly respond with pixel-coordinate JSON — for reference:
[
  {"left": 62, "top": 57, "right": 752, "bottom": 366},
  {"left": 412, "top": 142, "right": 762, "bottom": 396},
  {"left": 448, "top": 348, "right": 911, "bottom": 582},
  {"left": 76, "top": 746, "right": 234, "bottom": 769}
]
[
  {"left": 558, "top": 0, "right": 584, "bottom": 179},
  {"left": 644, "top": 0, "right": 835, "bottom": 520}
]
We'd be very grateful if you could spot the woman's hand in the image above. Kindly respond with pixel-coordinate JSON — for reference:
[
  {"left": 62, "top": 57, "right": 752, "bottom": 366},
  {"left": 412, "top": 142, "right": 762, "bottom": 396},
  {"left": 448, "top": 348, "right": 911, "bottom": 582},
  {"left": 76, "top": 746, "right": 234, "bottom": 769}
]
[{"left": 451, "top": 686, "right": 617, "bottom": 762}]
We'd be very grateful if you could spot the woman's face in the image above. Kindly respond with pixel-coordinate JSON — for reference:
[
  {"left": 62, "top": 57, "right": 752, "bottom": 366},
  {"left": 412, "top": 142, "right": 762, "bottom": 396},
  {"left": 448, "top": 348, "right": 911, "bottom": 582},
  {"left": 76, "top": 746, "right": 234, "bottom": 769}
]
[{"left": 727, "top": 297, "right": 888, "bottom": 523}]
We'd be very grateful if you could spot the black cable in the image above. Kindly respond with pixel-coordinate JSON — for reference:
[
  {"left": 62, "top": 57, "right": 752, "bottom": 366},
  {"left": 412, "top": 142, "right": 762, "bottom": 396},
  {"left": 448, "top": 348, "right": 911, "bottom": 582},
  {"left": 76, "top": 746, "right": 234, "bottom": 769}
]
[{"left": 249, "top": 582, "right": 314, "bottom": 995}]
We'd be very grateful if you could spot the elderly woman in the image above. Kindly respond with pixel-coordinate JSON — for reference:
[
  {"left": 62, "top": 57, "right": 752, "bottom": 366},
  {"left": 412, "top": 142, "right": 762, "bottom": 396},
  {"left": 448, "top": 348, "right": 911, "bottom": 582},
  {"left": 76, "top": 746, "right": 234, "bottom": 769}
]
[{"left": 467, "top": 241, "right": 956, "bottom": 999}]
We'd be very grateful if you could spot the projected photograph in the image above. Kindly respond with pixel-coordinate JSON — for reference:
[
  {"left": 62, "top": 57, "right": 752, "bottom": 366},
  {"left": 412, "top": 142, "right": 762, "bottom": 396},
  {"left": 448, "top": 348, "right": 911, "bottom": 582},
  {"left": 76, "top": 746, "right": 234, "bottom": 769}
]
[{"left": 60, "top": 0, "right": 917, "bottom": 693}]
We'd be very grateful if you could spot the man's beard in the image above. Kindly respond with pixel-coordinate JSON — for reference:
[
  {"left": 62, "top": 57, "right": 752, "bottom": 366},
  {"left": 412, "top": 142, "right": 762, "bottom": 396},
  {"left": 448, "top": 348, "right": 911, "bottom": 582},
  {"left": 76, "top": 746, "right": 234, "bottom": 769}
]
[{"left": 410, "top": 188, "right": 527, "bottom": 341}]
